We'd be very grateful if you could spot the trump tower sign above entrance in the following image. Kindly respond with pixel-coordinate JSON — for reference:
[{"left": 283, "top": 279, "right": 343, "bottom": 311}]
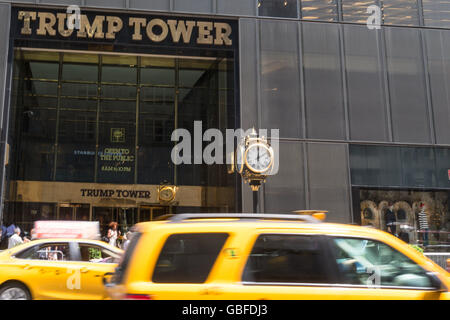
[{"left": 12, "top": 6, "right": 237, "bottom": 54}]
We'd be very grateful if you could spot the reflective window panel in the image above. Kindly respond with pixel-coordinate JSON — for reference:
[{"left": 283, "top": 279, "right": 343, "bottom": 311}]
[
  {"left": 342, "top": 0, "right": 378, "bottom": 23},
  {"left": 301, "top": 0, "right": 338, "bottom": 21},
  {"left": 423, "top": 0, "right": 450, "bottom": 28},
  {"left": 382, "top": 0, "right": 420, "bottom": 26},
  {"left": 258, "top": 0, "right": 298, "bottom": 18}
]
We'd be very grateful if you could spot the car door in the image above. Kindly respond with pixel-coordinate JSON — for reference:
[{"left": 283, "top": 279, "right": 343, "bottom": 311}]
[
  {"left": 221, "top": 232, "right": 446, "bottom": 300},
  {"left": 218, "top": 232, "right": 345, "bottom": 300},
  {"left": 70, "top": 243, "right": 121, "bottom": 300},
  {"left": 318, "top": 236, "right": 446, "bottom": 300},
  {"left": 141, "top": 233, "right": 230, "bottom": 300},
  {"left": 13, "top": 242, "right": 78, "bottom": 299}
]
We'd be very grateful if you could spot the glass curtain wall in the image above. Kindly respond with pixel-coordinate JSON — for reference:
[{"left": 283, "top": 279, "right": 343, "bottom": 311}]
[
  {"left": 57, "top": 53, "right": 98, "bottom": 182},
  {"left": 10, "top": 50, "right": 235, "bottom": 188},
  {"left": 11, "top": 51, "right": 58, "bottom": 182},
  {"left": 254, "top": 0, "right": 450, "bottom": 29}
]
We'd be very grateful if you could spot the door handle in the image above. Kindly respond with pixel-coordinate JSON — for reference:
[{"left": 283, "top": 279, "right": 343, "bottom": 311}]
[
  {"left": 80, "top": 267, "right": 90, "bottom": 273},
  {"left": 201, "top": 286, "right": 223, "bottom": 296},
  {"left": 22, "top": 264, "right": 32, "bottom": 270}
]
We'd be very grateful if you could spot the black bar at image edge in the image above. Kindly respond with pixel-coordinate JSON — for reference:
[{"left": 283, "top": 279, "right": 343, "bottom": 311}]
[{"left": 1, "top": 300, "right": 447, "bottom": 319}]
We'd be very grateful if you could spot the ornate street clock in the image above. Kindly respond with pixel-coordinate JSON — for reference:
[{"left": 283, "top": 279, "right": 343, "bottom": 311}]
[
  {"left": 245, "top": 142, "right": 274, "bottom": 174},
  {"left": 237, "top": 129, "right": 275, "bottom": 191},
  {"left": 158, "top": 185, "right": 177, "bottom": 203}
]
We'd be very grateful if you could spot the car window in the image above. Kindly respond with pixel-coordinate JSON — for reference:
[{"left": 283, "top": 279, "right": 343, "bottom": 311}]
[
  {"left": 78, "top": 244, "right": 121, "bottom": 264},
  {"left": 152, "top": 233, "right": 228, "bottom": 284},
  {"left": 242, "top": 234, "right": 331, "bottom": 284},
  {"left": 330, "top": 237, "right": 432, "bottom": 288},
  {"left": 15, "top": 243, "right": 70, "bottom": 261}
]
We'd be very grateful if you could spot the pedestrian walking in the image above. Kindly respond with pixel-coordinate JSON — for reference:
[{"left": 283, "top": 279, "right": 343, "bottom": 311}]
[
  {"left": 107, "top": 222, "right": 119, "bottom": 247},
  {"left": 122, "top": 231, "right": 132, "bottom": 251},
  {"left": 8, "top": 227, "right": 23, "bottom": 249}
]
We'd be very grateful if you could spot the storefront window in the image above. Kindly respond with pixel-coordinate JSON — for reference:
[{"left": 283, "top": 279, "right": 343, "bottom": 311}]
[
  {"left": 358, "top": 189, "right": 450, "bottom": 252},
  {"left": 351, "top": 144, "right": 450, "bottom": 251}
]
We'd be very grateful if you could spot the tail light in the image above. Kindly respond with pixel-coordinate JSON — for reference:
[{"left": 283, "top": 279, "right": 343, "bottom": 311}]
[{"left": 124, "top": 294, "right": 153, "bottom": 300}]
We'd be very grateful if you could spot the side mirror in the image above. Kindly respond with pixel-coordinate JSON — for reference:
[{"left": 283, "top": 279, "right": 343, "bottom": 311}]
[
  {"left": 102, "top": 272, "right": 115, "bottom": 286},
  {"left": 427, "top": 272, "right": 447, "bottom": 292}
]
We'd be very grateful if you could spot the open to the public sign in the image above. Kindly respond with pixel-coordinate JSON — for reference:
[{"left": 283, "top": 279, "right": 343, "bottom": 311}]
[{"left": 33, "top": 221, "right": 101, "bottom": 240}]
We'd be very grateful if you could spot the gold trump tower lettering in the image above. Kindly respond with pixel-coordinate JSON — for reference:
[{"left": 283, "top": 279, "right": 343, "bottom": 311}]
[{"left": 18, "top": 11, "right": 233, "bottom": 46}]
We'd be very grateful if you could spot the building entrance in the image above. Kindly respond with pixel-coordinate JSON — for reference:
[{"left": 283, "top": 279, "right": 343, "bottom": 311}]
[
  {"left": 58, "top": 203, "right": 90, "bottom": 221},
  {"left": 139, "top": 206, "right": 171, "bottom": 222},
  {"left": 4, "top": 48, "right": 238, "bottom": 233}
]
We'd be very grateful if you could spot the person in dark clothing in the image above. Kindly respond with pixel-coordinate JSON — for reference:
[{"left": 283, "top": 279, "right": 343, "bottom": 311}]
[
  {"left": 385, "top": 204, "right": 397, "bottom": 235},
  {"left": 399, "top": 230, "right": 410, "bottom": 243},
  {"left": 0, "top": 224, "right": 10, "bottom": 249}
]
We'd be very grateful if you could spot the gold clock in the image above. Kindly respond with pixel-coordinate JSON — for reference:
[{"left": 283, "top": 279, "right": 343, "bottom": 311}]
[{"left": 158, "top": 186, "right": 177, "bottom": 203}]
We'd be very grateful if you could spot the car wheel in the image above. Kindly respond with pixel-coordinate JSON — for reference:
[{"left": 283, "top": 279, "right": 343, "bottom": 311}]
[{"left": 0, "top": 283, "right": 31, "bottom": 300}]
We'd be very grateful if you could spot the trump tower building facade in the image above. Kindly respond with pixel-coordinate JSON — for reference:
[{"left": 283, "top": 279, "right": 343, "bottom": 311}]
[{"left": 0, "top": 0, "right": 449, "bottom": 251}]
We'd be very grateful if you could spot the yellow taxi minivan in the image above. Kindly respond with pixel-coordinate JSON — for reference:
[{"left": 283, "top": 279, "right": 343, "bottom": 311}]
[
  {"left": 105, "top": 213, "right": 450, "bottom": 300},
  {"left": 0, "top": 238, "right": 122, "bottom": 300}
]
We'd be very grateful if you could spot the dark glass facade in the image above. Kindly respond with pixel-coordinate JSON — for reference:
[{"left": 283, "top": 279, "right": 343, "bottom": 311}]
[
  {"left": 237, "top": 2, "right": 450, "bottom": 251},
  {"left": 10, "top": 51, "right": 234, "bottom": 187},
  {"left": 5, "top": 46, "right": 237, "bottom": 233}
]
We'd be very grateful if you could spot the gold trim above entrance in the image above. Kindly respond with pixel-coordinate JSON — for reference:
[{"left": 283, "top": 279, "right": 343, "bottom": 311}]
[{"left": 9, "top": 181, "right": 234, "bottom": 208}]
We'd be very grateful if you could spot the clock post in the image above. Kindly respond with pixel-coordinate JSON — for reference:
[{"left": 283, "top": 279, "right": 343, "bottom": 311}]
[
  {"left": 229, "top": 128, "right": 275, "bottom": 213},
  {"left": 250, "top": 181, "right": 261, "bottom": 213}
]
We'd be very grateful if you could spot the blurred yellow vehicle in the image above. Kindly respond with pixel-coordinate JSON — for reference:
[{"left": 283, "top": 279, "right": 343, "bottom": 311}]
[
  {"left": 105, "top": 213, "right": 450, "bottom": 300},
  {"left": 0, "top": 238, "right": 122, "bottom": 300}
]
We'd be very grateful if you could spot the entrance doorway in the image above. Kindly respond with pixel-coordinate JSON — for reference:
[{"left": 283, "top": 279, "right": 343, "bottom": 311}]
[
  {"left": 58, "top": 203, "right": 90, "bottom": 221},
  {"left": 93, "top": 207, "right": 138, "bottom": 236},
  {"left": 139, "top": 206, "right": 171, "bottom": 222}
]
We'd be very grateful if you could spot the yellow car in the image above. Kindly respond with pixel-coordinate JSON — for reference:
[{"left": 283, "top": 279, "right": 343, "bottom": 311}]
[
  {"left": 105, "top": 213, "right": 450, "bottom": 300},
  {"left": 0, "top": 239, "right": 123, "bottom": 300}
]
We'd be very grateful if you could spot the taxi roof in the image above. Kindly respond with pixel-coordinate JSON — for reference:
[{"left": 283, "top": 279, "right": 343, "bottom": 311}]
[{"left": 134, "top": 213, "right": 393, "bottom": 240}]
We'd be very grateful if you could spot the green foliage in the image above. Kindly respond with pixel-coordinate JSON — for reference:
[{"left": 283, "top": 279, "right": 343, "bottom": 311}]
[
  {"left": 409, "top": 244, "right": 424, "bottom": 254},
  {"left": 89, "top": 247, "right": 102, "bottom": 259}
]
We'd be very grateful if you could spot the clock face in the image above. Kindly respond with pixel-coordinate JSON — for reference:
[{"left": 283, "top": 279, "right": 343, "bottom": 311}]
[
  {"left": 245, "top": 143, "right": 273, "bottom": 173},
  {"left": 236, "top": 145, "right": 244, "bottom": 174},
  {"left": 159, "top": 187, "right": 175, "bottom": 202}
]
